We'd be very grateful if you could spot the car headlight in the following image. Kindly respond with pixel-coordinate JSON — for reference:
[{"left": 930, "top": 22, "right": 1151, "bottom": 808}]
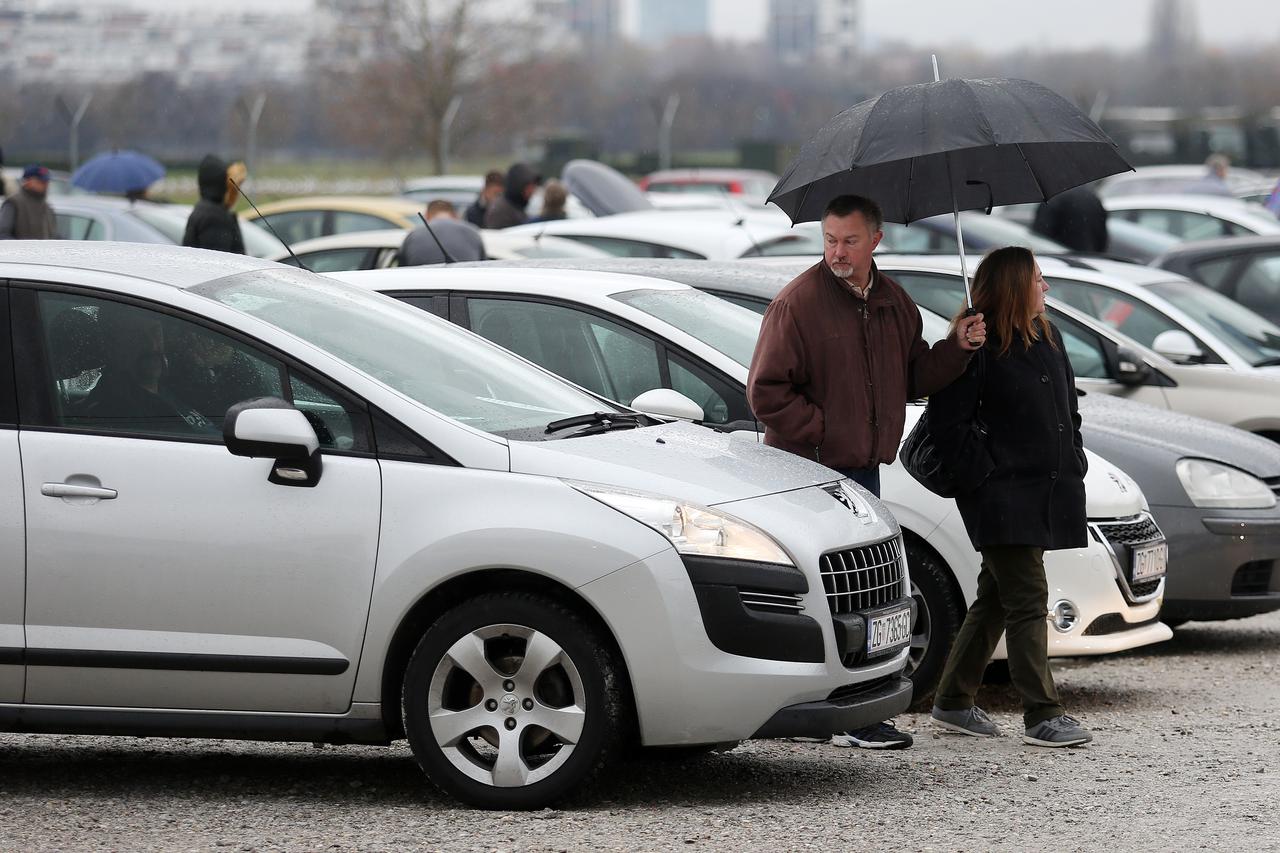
[
  {"left": 1175, "top": 459, "right": 1277, "bottom": 509},
  {"left": 571, "top": 483, "right": 794, "bottom": 566}
]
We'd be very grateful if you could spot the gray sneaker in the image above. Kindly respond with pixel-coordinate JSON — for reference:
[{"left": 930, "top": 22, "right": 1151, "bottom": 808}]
[
  {"left": 1023, "top": 714, "right": 1093, "bottom": 748},
  {"left": 930, "top": 705, "right": 1001, "bottom": 738}
]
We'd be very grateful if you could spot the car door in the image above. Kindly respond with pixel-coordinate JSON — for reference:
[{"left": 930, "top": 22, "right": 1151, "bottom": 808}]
[
  {"left": 1223, "top": 251, "right": 1280, "bottom": 326},
  {"left": 13, "top": 284, "right": 381, "bottom": 714},
  {"left": 0, "top": 286, "right": 24, "bottom": 702},
  {"left": 1047, "top": 310, "right": 1171, "bottom": 409}
]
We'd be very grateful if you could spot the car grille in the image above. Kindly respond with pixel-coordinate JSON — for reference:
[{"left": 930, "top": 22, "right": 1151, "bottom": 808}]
[
  {"left": 739, "top": 590, "right": 805, "bottom": 613},
  {"left": 819, "top": 536, "right": 905, "bottom": 615},
  {"left": 1091, "top": 514, "right": 1165, "bottom": 603},
  {"left": 1082, "top": 614, "right": 1161, "bottom": 636},
  {"left": 1232, "top": 561, "right": 1274, "bottom": 596}
]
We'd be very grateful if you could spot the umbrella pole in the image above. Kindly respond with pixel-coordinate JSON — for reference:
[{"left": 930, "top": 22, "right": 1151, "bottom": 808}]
[{"left": 934, "top": 55, "right": 975, "bottom": 312}]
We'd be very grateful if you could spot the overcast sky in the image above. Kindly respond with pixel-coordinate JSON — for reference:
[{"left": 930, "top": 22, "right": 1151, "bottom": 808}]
[{"left": 71, "top": 0, "right": 1280, "bottom": 51}]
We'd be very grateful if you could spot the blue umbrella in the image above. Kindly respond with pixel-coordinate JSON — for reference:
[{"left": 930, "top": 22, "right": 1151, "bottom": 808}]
[{"left": 72, "top": 150, "right": 166, "bottom": 194}]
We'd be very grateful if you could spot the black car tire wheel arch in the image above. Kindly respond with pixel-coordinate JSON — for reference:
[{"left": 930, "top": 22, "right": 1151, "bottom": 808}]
[
  {"left": 904, "top": 536, "right": 964, "bottom": 707},
  {"left": 401, "top": 591, "right": 628, "bottom": 810}
]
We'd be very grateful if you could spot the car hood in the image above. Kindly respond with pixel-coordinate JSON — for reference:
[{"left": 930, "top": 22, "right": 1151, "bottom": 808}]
[
  {"left": 562, "top": 159, "right": 654, "bottom": 217},
  {"left": 508, "top": 421, "right": 838, "bottom": 506},
  {"left": 1078, "top": 392, "right": 1280, "bottom": 479}
]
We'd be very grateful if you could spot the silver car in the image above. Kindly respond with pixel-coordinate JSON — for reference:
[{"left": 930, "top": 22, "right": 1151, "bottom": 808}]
[{"left": 0, "top": 242, "right": 912, "bottom": 809}]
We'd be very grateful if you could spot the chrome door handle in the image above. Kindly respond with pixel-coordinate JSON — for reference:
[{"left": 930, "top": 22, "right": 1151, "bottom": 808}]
[{"left": 41, "top": 483, "right": 118, "bottom": 500}]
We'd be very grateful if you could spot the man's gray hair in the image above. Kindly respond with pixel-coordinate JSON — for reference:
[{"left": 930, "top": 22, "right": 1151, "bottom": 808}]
[{"left": 822, "top": 195, "right": 884, "bottom": 232}]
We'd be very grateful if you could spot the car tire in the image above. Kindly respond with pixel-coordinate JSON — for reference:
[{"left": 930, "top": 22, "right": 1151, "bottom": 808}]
[
  {"left": 904, "top": 538, "right": 964, "bottom": 707},
  {"left": 401, "top": 591, "right": 628, "bottom": 809}
]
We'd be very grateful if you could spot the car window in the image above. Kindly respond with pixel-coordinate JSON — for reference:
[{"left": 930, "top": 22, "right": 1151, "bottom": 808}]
[
  {"left": 739, "top": 233, "right": 825, "bottom": 257},
  {"left": 284, "top": 248, "right": 377, "bottom": 273},
  {"left": 717, "top": 293, "right": 769, "bottom": 314},
  {"left": 331, "top": 211, "right": 400, "bottom": 235},
  {"left": 56, "top": 213, "right": 105, "bottom": 241},
  {"left": 34, "top": 290, "right": 367, "bottom": 450},
  {"left": 1147, "top": 279, "right": 1280, "bottom": 367},
  {"left": 882, "top": 223, "right": 951, "bottom": 253},
  {"left": 611, "top": 288, "right": 762, "bottom": 367},
  {"left": 467, "top": 298, "right": 661, "bottom": 405},
  {"left": 1049, "top": 314, "right": 1111, "bottom": 379},
  {"left": 1046, "top": 279, "right": 1184, "bottom": 348},
  {"left": 1231, "top": 254, "right": 1280, "bottom": 322},
  {"left": 889, "top": 271, "right": 968, "bottom": 318},
  {"left": 667, "top": 353, "right": 750, "bottom": 426},
  {"left": 1130, "top": 209, "right": 1224, "bottom": 241},
  {"left": 569, "top": 236, "right": 705, "bottom": 260},
  {"left": 1187, "top": 255, "right": 1237, "bottom": 291},
  {"left": 258, "top": 211, "right": 323, "bottom": 244}
]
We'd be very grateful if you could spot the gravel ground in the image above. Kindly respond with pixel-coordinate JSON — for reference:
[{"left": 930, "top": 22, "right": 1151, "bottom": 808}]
[{"left": 2, "top": 612, "right": 1278, "bottom": 853}]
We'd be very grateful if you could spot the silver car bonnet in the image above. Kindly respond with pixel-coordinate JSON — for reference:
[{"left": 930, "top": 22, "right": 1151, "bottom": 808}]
[
  {"left": 507, "top": 421, "right": 839, "bottom": 507},
  {"left": 1079, "top": 393, "right": 1280, "bottom": 479}
]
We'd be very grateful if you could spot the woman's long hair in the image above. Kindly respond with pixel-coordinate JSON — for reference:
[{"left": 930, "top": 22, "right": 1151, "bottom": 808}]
[{"left": 953, "top": 246, "right": 1055, "bottom": 357}]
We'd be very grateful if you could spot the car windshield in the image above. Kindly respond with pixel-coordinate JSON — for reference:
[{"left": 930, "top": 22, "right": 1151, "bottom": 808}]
[
  {"left": 610, "top": 287, "right": 762, "bottom": 366},
  {"left": 192, "top": 267, "right": 617, "bottom": 439},
  {"left": 1146, "top": 280, "right": 1280, "bottom": 366}
]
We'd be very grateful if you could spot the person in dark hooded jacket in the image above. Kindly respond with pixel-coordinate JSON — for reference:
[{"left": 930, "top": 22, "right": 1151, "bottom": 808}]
[
  {"left": 183, "top": 155, "right": 246, "bottom": 254},
  {"left": 484, "top": 162, "right": 540, "bottom": 229}
]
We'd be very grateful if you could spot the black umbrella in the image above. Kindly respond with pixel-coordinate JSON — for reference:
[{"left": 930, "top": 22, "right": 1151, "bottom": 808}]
[{"left": 768, "top": 72, "right": 1132, "bottom": 305}]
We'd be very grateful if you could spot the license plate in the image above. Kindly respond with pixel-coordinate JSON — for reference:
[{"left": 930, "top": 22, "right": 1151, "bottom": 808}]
[
  {"left": 867, "top": 607, "right": 913, "bottom": 655},
  {"left": 1132, "top": 543, "right": 1168, "bottom": 582}
]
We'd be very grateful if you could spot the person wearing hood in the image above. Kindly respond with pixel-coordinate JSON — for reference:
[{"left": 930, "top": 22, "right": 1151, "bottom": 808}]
[
  {"left": 0, "top": 164, "right": 57, "bottom": 239},
  {"left": 484, "top": 162, "right": 541, "bottom": 229},
  {"left": 183, "top": 154, "right": 246, "bottom": 254}
]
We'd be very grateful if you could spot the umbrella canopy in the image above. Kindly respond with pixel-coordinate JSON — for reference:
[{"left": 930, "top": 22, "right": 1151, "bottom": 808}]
[
  {"left": 72, "top": 150, "right": 166, "bottom": 194},
  {"left": 768, "top": 77, "right": 1132, "bottom": 225},
  {"left": 562, "top": 159, "right": 653, "bottom": 217}
]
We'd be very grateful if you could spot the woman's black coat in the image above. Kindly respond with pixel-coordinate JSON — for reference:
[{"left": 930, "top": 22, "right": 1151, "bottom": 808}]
[{"left": 927, "top": 323, "right": 1088, "bottom": 551}]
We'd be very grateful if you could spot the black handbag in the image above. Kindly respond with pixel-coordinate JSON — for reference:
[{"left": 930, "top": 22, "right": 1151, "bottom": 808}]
[{"left": 899, "top": 353, "right": 990, "bottom": 499}]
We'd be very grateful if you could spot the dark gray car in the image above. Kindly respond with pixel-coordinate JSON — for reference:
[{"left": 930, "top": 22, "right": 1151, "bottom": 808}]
[{"left": 459, "top": 256, "right": 1280, "bottom": 626}]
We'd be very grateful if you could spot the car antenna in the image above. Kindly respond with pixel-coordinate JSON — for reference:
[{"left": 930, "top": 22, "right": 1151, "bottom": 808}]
[
  {"left": 417, "top": 212, "right": 458, "bottom": 264},
  {"left": 719, "top": 186, "right": 763, "bottom": 256},
  {"left": 230, "top": 176, "right": 312, "bottom": 272}
]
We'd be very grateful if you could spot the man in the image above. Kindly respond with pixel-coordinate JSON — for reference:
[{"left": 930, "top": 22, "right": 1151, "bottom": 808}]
[
  {"left": 1031, "top": 185, "right": 1108, "bottom": 253},
  {"left": 1185, "top": 153, "right": 1234, "bottom": 197},
  {"left": 0, "top": 164, "right": 56, "bottom": 239},
  {"left": 398, "top": 199, "right": 487, "bottom": 266},
  {"left": 182, "top": 154, "right": 246, "bottom": 254},
  {"left": 747, "top": 194, "right": 986, "bottom": 750},
  {"left": 484, "top": 162, "right": 540, "bottom": 229},
  {"left": 465, "top": 169, "right": 504, "bottom": 227}
]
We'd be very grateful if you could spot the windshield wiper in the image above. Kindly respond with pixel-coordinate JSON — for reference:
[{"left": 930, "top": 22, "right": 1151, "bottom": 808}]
[{"left": 544, "top": 411, "right": 654, "bottom": 436}]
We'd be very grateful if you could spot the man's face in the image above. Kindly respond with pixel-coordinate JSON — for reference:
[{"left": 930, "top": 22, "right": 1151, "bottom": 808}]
[
  {"left": 483, "top": 183, "right": 503, "bottom": 202},
  {"left": 823, "top": 211, "right": 882, "bottom": 281},
  {"left": 23, "top": 177, "right": 49, "bottom": 195}
]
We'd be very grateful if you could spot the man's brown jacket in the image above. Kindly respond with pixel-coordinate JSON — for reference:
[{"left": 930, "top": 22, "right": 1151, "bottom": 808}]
[{"left": 747, "top": 260, "right": 970, "bottom": 469}]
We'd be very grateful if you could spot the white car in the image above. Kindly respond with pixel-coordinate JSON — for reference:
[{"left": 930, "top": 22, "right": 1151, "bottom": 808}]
[
  {"left": 267, "top": 228, "right": 611, "bottom": 272},
  {"left": 331, "top": 265, "right": 1172, "bottom": 700},
  {"left": 502, "top": 209, "right": 824, "bottom": 260},
  {"left": 867, "top": 255, "right": 1280, "bottom": 440},
  {"left": 0, "top": 241, "right": 915, "bottom": 809},
  {"left": 1021, "top": 255, "right": 1280, "bottom": 378},
  {"left": 1098, "top": 164, "right": 1273, "bottom": 201},
  {"left": 1104, "top": 194, "right": 1280, "bottom": 241}
]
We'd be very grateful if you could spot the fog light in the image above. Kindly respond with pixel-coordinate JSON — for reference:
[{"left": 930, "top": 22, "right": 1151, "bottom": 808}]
[{"left": 1049, "top": 600, "right": 1078, "bottom": 633}]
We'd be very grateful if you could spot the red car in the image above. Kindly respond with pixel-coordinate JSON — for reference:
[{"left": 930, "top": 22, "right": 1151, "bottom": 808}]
[{"left": 639, "top": 168, "right": 779, "bottom": 201}]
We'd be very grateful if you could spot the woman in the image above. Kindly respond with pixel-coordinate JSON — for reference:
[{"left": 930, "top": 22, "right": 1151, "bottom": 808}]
[{"left": 927, "top": 246, "right": 1092, "bottom": 748}]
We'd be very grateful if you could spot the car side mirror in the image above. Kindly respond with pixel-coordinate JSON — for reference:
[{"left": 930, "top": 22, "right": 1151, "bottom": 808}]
[
  {"left": 223, "top": 397, "right": 323, "bottom": 487},
  {"left": 1113, "top": 345, "right": 1152, "bottom": 386},
  {"left": 1152, "top": 329, "right": 1204, "bottom": 364},
  {"left": 630, "top": 388, "right": 705, "bottom": 422}
]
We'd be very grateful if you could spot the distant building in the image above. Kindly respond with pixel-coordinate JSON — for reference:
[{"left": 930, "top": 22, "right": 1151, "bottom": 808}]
[
  {"left": 1148, "top": 0, "right": 1199, "bottom": 61},
  {"left": 534, "top": 0, "right": 621, "bottom": 50},
  {"left": 637, "top": 0, "right": 710, "bottom": 45},
  {"left": 768, "top": 0, "right": 861, "bottom": 65}
]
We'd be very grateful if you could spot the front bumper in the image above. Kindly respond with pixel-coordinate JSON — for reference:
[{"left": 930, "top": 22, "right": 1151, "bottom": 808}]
[
  {"left": 752, "top": 676, "right": 913, "bottom": 739},
  {"left": 1153, "top": 504, "right": 1280, "bottom": 621}
]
